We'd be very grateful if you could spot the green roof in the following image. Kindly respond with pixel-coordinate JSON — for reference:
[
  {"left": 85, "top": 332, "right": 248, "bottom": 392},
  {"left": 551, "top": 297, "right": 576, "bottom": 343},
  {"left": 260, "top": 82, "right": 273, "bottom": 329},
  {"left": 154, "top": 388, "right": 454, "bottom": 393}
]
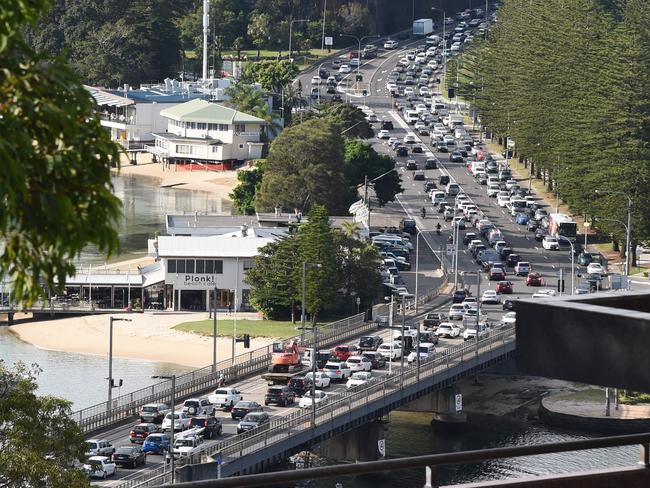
[{"left": 160, "top": 98, "right": 266, "bottom": 125}]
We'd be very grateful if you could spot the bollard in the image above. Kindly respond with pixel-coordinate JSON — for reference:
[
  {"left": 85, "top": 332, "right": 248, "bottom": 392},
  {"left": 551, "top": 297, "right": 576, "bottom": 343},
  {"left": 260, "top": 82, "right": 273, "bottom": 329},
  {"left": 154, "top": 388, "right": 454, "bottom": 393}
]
[{"left": 424, "top": 465, "right": 438, "bottom": 488}]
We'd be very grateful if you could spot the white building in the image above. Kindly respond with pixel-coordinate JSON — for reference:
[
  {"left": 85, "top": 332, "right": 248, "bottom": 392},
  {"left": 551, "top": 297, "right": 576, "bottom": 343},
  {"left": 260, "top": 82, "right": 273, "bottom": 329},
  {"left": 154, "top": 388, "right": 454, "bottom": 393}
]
[{"left": 146, "top": 98, "right": 266, "bottom": 169}]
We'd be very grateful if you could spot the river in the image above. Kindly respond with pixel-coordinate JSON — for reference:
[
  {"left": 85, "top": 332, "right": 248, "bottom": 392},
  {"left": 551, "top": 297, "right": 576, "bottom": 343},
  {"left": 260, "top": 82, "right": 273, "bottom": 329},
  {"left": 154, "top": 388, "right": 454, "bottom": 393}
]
[{"left": 0, "top": 175, "right": 638, "bottom": 484}]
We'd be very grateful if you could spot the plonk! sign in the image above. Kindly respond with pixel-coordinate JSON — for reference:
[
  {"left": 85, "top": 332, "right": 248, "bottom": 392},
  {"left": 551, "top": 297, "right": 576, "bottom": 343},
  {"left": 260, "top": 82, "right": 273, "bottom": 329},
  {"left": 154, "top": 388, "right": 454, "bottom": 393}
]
[{"left": 183, "top": 275, "right": 217, "bottom": 287}]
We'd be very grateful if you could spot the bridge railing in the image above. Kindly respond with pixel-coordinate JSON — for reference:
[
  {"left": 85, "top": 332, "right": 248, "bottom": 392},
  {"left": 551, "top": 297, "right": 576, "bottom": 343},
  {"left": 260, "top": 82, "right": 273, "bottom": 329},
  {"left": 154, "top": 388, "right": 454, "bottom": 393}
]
[
  {"left": 72, "top": 312, "right": 373, "bottom": 433},
  {"left": 113, "top": 324, "right": 516, "bottom": 488}
]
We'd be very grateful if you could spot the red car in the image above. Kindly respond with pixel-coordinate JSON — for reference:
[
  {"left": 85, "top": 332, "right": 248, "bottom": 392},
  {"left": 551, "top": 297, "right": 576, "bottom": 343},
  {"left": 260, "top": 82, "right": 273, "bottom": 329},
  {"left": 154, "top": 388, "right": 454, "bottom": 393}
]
[
  {"left": 331, "top": 345, "right": 359, "bottom": 361},
  {"left": 526, "top": 272, "right": 543, "bottom": 287},
  {"left": 129, "top": 423, "right": 159, "bottom": 444},
  {"left": 496, "top": 281, "right": 513, "bottom": 294}
]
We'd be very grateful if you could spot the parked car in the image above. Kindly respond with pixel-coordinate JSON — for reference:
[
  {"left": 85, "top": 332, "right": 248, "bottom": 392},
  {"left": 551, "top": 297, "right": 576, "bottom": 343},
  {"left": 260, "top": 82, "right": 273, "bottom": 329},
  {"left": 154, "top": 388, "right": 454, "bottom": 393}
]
[
  {"left": 83, "top": 456, "right": 117, "bottom": 479},
  {"left": 237, "top": 412, "right": 270, "bottom": 434},
  {"left": 208, "top": 388, "right": 243, "bottom": 411},
  {"left": 139, "top": 403, "right": 170, "bottom": 424},
  {"left": 85, "top": 439, "right": 115, "bottom": 459},
  {"left": 112, "top": 446, "right": 146, "bottom": 469},
  {"left": 129, "top": 423, "right": 159, "bottom": 444},
  {"left": 230, "top": 401, "right": 263, "bottom": 420},
  {"left": 264, "top": 386, "right": 296, "bottom": 407},
  {"left": 141, "top": 433, "right": 170, "bottom": 455},
  {"left": 304, "top": 371, "right": 332, "bottom": 388},
  {"left": 299, "top": 390, "right": 328, "bottom": 408}
]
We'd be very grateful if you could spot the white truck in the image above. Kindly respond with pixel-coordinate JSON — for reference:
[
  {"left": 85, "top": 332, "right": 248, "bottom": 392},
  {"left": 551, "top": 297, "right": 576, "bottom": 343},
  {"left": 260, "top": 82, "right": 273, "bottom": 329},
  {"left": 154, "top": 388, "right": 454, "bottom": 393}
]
[
  {"left": 166, "top": 434, "right": 204, "bottom": 463},
  {"left": 413, "top": 18, "right": 434, "bottom": 36},
  {"left": 207, "top": 387, "right": 243, "bottom": 411}
]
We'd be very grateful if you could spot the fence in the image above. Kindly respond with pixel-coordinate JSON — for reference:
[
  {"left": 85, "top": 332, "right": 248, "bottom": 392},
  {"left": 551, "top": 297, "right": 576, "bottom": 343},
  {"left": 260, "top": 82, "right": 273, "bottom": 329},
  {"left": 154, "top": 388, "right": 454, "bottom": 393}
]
[
  {"left": 73, "top": 312, "right": 370, "bottom": 434},
  {"left": 114, "top": 324, "right": 516, "bottom": 488}
]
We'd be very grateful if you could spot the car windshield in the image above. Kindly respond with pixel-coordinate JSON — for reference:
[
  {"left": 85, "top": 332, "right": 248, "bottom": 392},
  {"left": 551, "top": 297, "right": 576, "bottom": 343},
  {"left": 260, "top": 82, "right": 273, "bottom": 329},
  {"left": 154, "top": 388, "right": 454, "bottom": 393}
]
[
  {"left": 236, "top": 402, "right": 253, "bottom": 408},
  {"left": 243, "top": 413, "right": 263, "bottom": 422},
  {"left": 142, "top": 406, "right": 157, "bottom": 412},
  {"left": 88, "top": 460, "right": 103, "bottom": 469},
  {"left": 347, "top": 358, "right": 360, "bottom": 363},
  {"left": 116, "top": 448, "right": 134, "bottom": 455},
  {"left": 324, "top": 365, "right": 339, "bottom": 370},
  {"left": 268, "top": 388, "right": 283, "bottom": 394},
  {"left": 133, "top": 425, "right": 148, "bottom": 432},
  {"left": 175, "top": 439, "right": 195, "bottom": 447},
  {"left": 86, "top": 442, "right": 98, "bottom": 449},
  {"left": 146, "top": 436, "right": 162, "bottom": 443}
]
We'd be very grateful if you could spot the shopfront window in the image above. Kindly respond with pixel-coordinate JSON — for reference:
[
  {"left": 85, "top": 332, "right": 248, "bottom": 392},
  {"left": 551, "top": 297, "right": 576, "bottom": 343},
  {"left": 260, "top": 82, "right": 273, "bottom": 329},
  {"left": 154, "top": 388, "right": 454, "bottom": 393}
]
[
  {"left": 166, "top": 258, "right": 223, "bottom": 275},
  {"left": 185, "top": 259, "right": 195, "bottom": 273}
]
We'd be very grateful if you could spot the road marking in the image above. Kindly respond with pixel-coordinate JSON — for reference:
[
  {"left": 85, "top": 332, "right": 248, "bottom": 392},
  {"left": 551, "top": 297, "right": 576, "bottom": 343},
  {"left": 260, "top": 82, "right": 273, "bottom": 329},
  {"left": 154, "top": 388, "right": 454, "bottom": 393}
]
[
  {"left": 544, "top": 256, "right": 549, "bottom": 260},
  {"left": 551, "top": 265, "right": 556, "bottom": 269}
]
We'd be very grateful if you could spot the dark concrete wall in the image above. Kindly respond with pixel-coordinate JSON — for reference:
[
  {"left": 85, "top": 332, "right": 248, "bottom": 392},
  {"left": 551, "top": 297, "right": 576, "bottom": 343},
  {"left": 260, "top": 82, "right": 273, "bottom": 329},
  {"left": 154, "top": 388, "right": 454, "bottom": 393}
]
[{"left": 316, "top": 420, "right": 386, "bottom": 462}]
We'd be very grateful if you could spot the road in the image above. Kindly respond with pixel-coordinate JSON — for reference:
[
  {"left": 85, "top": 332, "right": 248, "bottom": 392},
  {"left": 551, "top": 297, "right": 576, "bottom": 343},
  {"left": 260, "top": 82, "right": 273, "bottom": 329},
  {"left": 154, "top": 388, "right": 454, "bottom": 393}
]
[{"left": 90, "top": 12, "right": 618, "bottom": 485}]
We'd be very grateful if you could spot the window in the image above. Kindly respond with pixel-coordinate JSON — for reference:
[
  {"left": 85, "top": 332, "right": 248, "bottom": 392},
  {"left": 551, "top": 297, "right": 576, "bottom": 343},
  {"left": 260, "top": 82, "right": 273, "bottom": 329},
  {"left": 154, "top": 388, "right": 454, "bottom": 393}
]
[
  {"left": 176, "top": 144, "right": 191, "bottom": 154},
  {"left": 188, "top": 122, "right": 196, "bottom": 129},
  {"left": 243, "top": 259, "right": 253, "bottom": 271},
  {"left": 211, "top": 146, "right": 219, "bottom": 153},
  {"left": 197, "top": 122, "right": 207, "bottom": 130},
  {"left": 219, "top": 124, "right": 228, "bottom": 131},
  {"left": 185, "top": 259, "right": 195, "bottom": 273},
  {"left": 195, "top": 259, "right": 205, "bottom": 273},
  {"left": 176, "top": 259, "right": 186, "bottom": 273},
  {"left": 239, "top": 144, "right": 244, "bottom": 149},
  {"left": 234, "top": 124, "right": 245, "bottom": 133},
  {"left": 214, "top": 260, "right": 223, "bottom": 273},
  {"left": 167, "top": 259, "right": 176, "bottom": 273},
  {"left": 205, "top": 260, "right": 214, "bottom": 274}
]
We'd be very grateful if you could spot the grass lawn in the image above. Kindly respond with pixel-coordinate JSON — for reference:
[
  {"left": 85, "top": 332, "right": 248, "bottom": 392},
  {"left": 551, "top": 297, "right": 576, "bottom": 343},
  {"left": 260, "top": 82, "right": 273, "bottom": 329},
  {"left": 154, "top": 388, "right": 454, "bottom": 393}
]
[
  {"left": 555, "top": 388, "right": 605, "bottom": 403},
  {"left": 174, "top": 319, "right": 314, "bottom": 339}
]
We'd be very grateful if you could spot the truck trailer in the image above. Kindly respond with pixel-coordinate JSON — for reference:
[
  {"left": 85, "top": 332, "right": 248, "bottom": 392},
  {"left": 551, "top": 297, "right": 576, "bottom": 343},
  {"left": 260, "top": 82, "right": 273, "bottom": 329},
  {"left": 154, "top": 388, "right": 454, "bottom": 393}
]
[{"left": 413, "top": 18, "right": 434, "bottom": 36}]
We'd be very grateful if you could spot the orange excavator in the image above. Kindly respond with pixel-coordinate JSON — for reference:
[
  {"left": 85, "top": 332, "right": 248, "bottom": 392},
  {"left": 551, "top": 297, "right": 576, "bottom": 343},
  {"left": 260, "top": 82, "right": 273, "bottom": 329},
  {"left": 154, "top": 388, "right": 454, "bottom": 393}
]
[{"left": 268, "top": 340, "right": 302, "bottom": 374}]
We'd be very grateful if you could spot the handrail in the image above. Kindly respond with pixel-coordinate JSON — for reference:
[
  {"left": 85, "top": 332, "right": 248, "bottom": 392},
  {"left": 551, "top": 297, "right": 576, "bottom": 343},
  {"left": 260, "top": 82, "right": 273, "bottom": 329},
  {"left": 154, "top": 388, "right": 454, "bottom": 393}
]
[
  {"left": 114, "top": 324, "right": 515, "bottom": 488},
  {"left": 146, "top": 432, "right": 650, "bottom": 487}
]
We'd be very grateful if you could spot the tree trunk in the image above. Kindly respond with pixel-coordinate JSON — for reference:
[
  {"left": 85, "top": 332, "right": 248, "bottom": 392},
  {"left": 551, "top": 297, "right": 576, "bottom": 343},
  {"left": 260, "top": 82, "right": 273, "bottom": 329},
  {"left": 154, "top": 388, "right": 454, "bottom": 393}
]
[
  {"left": 612, "top": 237, "right": 619, "bottom": 252},
  {"left": 290, "top": 301, "right": 296, "bottom": 324},
  {"left": 311, "top": 311, "right": 319, "bottom": 328},
  {"left": 631, "top": 240, "right": 637, "bottom": 268}
]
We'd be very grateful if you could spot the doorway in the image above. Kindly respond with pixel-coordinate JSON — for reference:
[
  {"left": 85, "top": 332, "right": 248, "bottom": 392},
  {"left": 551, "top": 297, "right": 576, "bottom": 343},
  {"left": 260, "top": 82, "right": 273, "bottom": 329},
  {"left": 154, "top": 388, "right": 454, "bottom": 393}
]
[{"left": 180, "top": 290, "right": 206, "bottom": 311}]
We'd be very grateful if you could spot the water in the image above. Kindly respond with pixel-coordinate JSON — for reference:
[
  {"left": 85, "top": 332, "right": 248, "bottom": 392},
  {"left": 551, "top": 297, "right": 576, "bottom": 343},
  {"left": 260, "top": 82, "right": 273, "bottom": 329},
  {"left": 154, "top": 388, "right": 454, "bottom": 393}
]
[
  {"left": 81, "top": 174, "right": 230, "bottom": 263},
  {"left": 0, "top": 328, "right": 192, "bottom": 410},
  {"left": 311, "top": 411, "right": 638, "bottom": 487}
]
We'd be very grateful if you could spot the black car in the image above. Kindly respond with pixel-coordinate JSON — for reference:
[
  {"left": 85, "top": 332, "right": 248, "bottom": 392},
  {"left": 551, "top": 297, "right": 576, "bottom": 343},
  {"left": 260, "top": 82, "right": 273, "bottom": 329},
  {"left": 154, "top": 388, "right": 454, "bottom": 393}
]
[
  {"left": 502, "top": 298, "right": 517, "bottom": 311},
  {"left": 419, "top": 331, "right": 439, "bottom": 345},
  {"left": 264, "top": 386, "right": 295, "bottom": 407},
  {"left": 506, "top": 253, "right": 520, "bottom": 267},
  {"left": 499, "top": 247, "right": 514, "bottom": 259},
  {"left": 189, "top": 416, "right": 222, "bottom": 439},
  {"left": 362, "top": 351, "right": 387, "bottom": 369},
  {"left": 463, "top": 232, "right": 478, "bottom": 245},
  {"left": 534, "top": 228, "right": 547, "bottom": 241},
  {"left": 112, "top": 446, "right": 146, "bottom": 468},
  {"left": 359, "top": 335, "right": 383, "bottom": 351},
  {"left": 425, "top": 158, "right": 438, "bottom": 169},
  {"left": 449, "top": 151, "right": 463, "bottom": 163},
  {"left": 439, "top": 175, "right": 450, "bottom": 186},
  {"left": 326, "top": 86, "right": 336, "bottom": 94},
  {"left": 331, "top": 94, "right": 343, "bottom": 103},
  {"left": 396, "top": 146, "right": 408, "bottom": 157},
  {"left": 527, "top": 220, "right": 539, "bottom": 232},
  {"left": 452, "top": 290, "right": 468, "bottom": 303},
  {"left": 412, "top": 145, "right": 424, "bottom": 153},
  {"left": 424, "top": 180, "right": 437, "bottom": 192},
  {"left": 237, "top": 412, "right": 270, "bottom": 434},
  {"left": 288, "top": 376, "right": 314, "bottom": 397},
  {"left": 231, "top": 401, "right": 263, "bottom": 420},
  {"left": 400, "top": 218, "right": 417, "bottom": 235},
  {"left": 381, "top": 120, "right": 394, "bottom": 130},
  {"left": 436, "top": 142, "right": 449, "bottom": 152},
  {"left": 406, "top": 160, "right": 418, "bottom": 170}
]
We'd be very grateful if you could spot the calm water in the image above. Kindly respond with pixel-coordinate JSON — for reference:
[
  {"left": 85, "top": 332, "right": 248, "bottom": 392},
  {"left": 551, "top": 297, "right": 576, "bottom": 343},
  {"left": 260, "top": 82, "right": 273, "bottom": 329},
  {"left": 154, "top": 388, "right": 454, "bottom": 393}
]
[{"left": 0, "top": 175, "right": 638, "bottom": 483}]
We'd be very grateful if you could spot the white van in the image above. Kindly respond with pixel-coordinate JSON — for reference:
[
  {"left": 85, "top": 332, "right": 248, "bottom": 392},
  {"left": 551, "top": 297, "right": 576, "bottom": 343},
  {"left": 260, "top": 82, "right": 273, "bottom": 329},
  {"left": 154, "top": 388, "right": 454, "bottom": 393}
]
[
  {"left": 431, "top": 191, "right": 446, "bottom": 204},
  {"left": 471, "top": 161, "right": 486, "bottom": 174},
  {"left": 407, "top": 343, "right": 436, "bottom": 364},
  {"left": 510, "top": 198, "right": 527, "bottom": 216},
  {"left": 405, "top": 111, "right": 419, "bottom": 124}
]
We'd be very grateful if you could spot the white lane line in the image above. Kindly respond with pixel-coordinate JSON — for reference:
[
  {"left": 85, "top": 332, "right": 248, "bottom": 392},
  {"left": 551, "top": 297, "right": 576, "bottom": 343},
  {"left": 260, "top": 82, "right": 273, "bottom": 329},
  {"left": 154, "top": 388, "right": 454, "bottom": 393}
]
[
  {"left": 544, "top": 256, "right": 549, "bottom": 260},
  {"left": 551, "top": 265, "right": 556, "bottom": 269}
]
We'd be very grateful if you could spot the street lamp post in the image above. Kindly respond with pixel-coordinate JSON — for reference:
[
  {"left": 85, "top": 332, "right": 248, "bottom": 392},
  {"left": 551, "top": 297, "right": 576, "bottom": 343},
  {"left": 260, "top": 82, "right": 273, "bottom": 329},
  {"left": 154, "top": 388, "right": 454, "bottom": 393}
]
[
  {"left": 584, "top": 221, "right": 590, "bottom": 249},
  {"left": 414, "top": 230, "right": 423, "bottom": 313},
  {"left": 595, "top": 190, "right": 633, "bottom": 277},
  {"left": 212, "top": 285, "right": 218, "bottom": 372},
  {"left": 387, "top": 295, "right": 394, "bottom": 375},
  {"left": 289, "top": 19, "right": 308, "bottom": 62},
  {"left": 107, "top": 316, "right": 132, "bottom": 414},
  {"left": 339, "top": 33, "right": 380, "bottom": 91},
  {"left": 321, "top": 0, "right": 328, "bottom": 51},
  {"left": 301, "top": 262, "right": 321, "bottom": 344}
]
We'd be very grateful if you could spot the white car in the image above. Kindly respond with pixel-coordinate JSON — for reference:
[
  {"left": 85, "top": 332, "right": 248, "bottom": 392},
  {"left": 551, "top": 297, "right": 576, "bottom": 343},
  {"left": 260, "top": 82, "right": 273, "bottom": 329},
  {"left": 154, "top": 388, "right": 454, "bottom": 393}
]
[
  {"left": 435, "top": 322, "right": 461, "bottom": 338},
  {"left": 542, "top": 236, "right": 560, "bottom": 250},
  {"left": 339, "top": 64, "right": 351, "bottom": 74},
  {"left": 384, "top": 40, "right": 398, "bottom": 49},
  {"left": 322, "top": 361, "right": 352, "bottom": 382},
  {"left": 162, "top": 411, "right": 190, "bottom": 431},
  {"left": 378, "top": 130, "right": 390, "bottom": 139},
  {"left": 487, "top": 184, "right": 500, "bottom": 197},
  {"left": 85, "top": 439, "right": 115, "bottom": 458},
  {"left": 346, "top": 355, "right": 372, "bottom": 372},
  {"left": 387, "top": 82, "right": 398, "bottom": 92},
  {"left": 463, "top": 325, "right": 490, "bottom": 341},
  {"left": 587, "top": 262, "right": 605, "bottom": 275},
  {"left": 501, "top": 312, "right": 517, "bottom": 326},
  {"left": 403, "top": 133, "right": 417, "bottom": 144},
  {"left": 346, "top": 371, "right": 373, "bottom": 389},
  {"left": 208, "top": 387, "right": 243, "bottom": 410},
  {"left": 377, "top": 342, "right": 402, "bottom": 360},
  {"left": 365, "top": 113, "right": 378, "bottom": 122},
  {"left": 304, "top": 371, "right": 331, "bottom": 388},
  {"left": 407, "top": 343, "right": 436, "bottom": 364},
  {"left": 514, "top": 261, "right": 531, "bottom": 276},
  {"left": 481, "top": 290, "right": 500, "bottom": 304},
  {"left": 311, "top": 76, "right": 321, "bottom": 85},
  {"left": 497, "top": 192, "right": 510, "bottom": 207},
  {"left": 83, "top": 456, "right": 117, "bottom": 479},
  {"left": 349, "top": 58, "right": 360, "bottom": 67},
  {"left": 448, "top": 304, "right": 465, "bottom": 320},
  {"left": 419, "top": 86, "right": 430, "bottom": 96},
  {"left": 298, "top": 390, "right": 328, "bottom": 408}
]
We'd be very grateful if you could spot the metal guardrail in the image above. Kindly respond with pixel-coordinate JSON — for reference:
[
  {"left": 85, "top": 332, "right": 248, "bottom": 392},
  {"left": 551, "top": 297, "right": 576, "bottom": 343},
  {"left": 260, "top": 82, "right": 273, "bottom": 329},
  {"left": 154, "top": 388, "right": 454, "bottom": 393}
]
[
  {"left": 116, "top": 324, "right": 515, "bottom": 488},
  {"left": 73, "top": 312, "right": 370, "bottom": 433}
]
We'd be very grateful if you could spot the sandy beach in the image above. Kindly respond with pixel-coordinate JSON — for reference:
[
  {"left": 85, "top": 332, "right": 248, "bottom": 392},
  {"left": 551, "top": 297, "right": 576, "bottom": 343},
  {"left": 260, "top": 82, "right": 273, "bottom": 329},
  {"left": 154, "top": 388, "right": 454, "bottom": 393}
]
[
  {"left": 9, "top": 312, "right": 272, "bottom": 368},
  {"left": 115, "top": 152, "right": 240, "bottom": 199}
]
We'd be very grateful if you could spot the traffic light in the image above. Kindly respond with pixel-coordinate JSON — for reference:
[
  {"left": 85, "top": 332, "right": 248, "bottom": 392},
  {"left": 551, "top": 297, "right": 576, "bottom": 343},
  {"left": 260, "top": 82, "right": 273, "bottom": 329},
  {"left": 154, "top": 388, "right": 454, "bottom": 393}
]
[
  {"left": 448, "top": 88, "right": 455, "bottom": 99},
  {"left": 356, "top": 74, "right": 363, "bottom": 82},
  {"left": 557, "top": 280, "right": 565, "bottom": 293},
  {"left": 110, "top": 379, "right": 123, "bottom": 388},
  {"left": 243, "top": 334, "right": 251, "bottom": 348}
]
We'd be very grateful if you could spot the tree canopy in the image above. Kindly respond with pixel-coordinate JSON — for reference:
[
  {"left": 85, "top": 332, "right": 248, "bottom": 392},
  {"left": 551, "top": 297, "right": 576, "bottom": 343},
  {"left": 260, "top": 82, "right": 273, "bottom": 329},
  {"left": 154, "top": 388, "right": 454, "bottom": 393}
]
[
  {"left": 230, "top": 160, "right": 267, "bottom": 215},
  {"left": 1, "top": 0, "right": 122, "bottom": 305},
  {"left": 465, "top": 0, "right": 650, "bottom": 254}
]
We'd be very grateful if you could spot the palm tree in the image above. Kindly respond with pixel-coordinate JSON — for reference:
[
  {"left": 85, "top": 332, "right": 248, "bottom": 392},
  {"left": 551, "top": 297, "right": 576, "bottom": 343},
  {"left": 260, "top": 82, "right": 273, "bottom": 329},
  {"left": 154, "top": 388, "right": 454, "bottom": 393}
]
[{"left": 341, "top": 220, "right": 361, "bottom": 238}]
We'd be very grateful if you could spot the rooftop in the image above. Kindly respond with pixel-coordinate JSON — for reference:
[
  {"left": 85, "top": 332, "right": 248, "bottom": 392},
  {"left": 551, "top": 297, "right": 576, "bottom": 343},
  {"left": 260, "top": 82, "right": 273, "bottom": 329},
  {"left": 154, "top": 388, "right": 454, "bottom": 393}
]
[{"left": 160, "top": 99, "right": 266, "bottom": 125}]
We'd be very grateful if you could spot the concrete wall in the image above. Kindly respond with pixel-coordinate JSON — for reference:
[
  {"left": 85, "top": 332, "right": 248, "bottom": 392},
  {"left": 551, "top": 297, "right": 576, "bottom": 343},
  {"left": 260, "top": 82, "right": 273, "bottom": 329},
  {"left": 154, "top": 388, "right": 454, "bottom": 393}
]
[{"left": 316, "top": 420, "right": 386, "bottom": 462}]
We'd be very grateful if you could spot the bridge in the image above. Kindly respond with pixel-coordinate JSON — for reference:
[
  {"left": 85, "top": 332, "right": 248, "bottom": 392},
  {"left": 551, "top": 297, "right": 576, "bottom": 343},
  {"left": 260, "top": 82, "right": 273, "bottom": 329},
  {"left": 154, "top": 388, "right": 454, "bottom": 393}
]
[{"left": 111, "top": 323, "right": 515, "bottom": 487}]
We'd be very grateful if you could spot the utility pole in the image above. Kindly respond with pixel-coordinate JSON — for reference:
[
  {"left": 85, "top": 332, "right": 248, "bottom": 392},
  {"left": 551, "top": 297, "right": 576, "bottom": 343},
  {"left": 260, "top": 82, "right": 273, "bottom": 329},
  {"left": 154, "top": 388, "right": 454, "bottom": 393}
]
[
  {"left": 212, "top": 286, "right": 217, "bottom": 372},
  {"left": 301, "top": 262, "right": 307, "bottom": 344},
  {"left": 107, "top": 316, "right": 131, "bottom": 414},
  {"left": 475, "top": 270, "right": 481, "bottom": 361},
  {"left": 170, "top": 374, "right": 176, "bottom": 483}
]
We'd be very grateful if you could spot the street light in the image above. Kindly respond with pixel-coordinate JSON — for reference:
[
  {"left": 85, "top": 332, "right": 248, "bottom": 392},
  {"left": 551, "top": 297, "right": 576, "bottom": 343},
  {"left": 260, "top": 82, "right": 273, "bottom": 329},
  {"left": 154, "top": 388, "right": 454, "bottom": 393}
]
[
  {"left": 288, "top": 19, "right": 308, "bottom": 62},
  {"left": 339, "top": 33, "right": 380, "bottom": 89},
  {"left": 595, "top": 217, "right": 630, "bottom": 284},
  {"left": 107, "top": 316, "right": 132, "bottom": 414},
  {"left": 594, "top": 190, "right": 633, "bottom": 277},
  {"left": 159, "top": 374, "right": 177, "bottom": 483},
  {"left": 301, "top": 262, "right": 322, "bottom": 344}
]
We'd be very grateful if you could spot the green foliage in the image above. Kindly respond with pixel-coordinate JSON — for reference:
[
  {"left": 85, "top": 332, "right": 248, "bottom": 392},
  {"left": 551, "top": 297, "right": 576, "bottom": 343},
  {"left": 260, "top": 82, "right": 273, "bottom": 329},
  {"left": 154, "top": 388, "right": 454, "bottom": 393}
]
[
  {"left": 1, "top": 0, "right": 122, "bottom": 305},
  {"left": 256, "top": 118, "right": 353, "bottom": 214},
  {"left": 230, "top": 160, "right": 267, "bottom": 215},
  {"left": 247, "top": 12, "right": 272, "bottom": 56},
  {"left": 299, "top": 102, "right": 374, "bottom": 139},
  {"left": 468, "top": 0, "right": 650, "bottom": 247},
  {"left": 344, "top": 140, "right": 403, "bottom": 206},
  {"left": 0, "top": 362, "right": 89, "bottom": 487},
  {"left": 240, "top": 60, "right": 299, "bottom": 94}
]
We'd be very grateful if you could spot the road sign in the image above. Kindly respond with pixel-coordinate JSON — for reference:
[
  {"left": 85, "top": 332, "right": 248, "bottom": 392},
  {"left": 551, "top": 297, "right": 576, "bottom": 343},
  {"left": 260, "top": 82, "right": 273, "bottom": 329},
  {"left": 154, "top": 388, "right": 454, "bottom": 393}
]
[
  {"left": 215, "top": 452, "right": 222, "bottom": 465},
  {"left": 377, "top": 439, "right": 386, "bottom": 457},
  {"left": 455, "top": 393, "right": 463, "bottom": 412},
  {"left": 325, "top": 36, "right": 333, "bottom": 46},
  {"left": 446, "top": 243, "right": 455, "bottom": 255}
]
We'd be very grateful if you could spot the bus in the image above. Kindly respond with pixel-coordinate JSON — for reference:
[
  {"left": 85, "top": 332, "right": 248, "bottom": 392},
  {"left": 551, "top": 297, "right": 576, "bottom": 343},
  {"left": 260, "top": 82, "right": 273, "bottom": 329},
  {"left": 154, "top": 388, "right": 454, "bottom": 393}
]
[{"left": 548, "top": 213, "right": 577, "bottom": 241}]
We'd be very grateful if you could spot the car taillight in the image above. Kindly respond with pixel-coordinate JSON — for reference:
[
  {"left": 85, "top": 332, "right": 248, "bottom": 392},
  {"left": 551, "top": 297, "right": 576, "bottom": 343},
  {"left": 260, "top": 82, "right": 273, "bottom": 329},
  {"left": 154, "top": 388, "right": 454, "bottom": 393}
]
[
  {"left": 204, "top": 420, "right": 209, "bottom": 427},
  {"left": 336, "top": 370, "right": 341, "bottom": 374}
]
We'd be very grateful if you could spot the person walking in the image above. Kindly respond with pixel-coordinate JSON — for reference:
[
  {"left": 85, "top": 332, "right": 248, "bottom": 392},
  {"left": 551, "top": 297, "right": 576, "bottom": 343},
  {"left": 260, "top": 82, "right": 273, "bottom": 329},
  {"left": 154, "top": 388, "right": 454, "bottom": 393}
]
[{"left": 227, "top": 301, "right": 232, "bottom": 315}]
